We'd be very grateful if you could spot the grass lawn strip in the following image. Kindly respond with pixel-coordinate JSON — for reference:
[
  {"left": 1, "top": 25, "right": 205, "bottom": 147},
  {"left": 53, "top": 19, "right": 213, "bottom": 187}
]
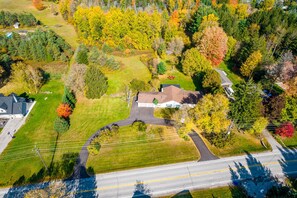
[
  {"left": 87, "top": 125, "right": 200, "bottom": 173},
  {"left": 161, "top": 186, "right": 243, "bottom": 198},
  {"left": 201, "top": 131, "right": 271, "bottom": 157},
  {"left": 275, "top": 132, "right": 297, "bottom": 148}
]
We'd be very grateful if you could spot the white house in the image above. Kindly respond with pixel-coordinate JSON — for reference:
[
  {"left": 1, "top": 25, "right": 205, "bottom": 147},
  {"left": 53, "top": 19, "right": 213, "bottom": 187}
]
[
  {"left": 13, "top": 22, "right": 20, "bottom": 29},
  {"left": 137, "top": 84, "right": 201, "bottom": 108},
  {"left": 0, "top": 94, "right": 28, "bottom": 119}
]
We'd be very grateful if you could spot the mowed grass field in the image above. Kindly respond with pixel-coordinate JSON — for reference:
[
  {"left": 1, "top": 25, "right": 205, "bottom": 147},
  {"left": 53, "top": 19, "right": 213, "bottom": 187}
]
[
  {"left": 0, "top": 79, "right": 63, "bottom": 186},
  {"left": 0, "top": 0, "right": 78, "bottom": 48},
  {"left": 159, "top": 69, "right": 196, "bottom": 91},
  {"left": 105, "top": 55, "right": 152, "bottom": 94},
  {"left": 87, "top": 125, "right": 200, "bottom": 173},
  {"left": 202, "top": 131, "right": 271, "bottom": 157}
]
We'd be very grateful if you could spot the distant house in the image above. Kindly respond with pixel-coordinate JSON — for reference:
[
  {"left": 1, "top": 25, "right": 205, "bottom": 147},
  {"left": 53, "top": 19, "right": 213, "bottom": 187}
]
[
  {"left": 215, "top": 69, "right": 233, "bottom": 88},
  {"left": 215, "top": 69, "right": 234, "bottom": 99},
  {"left": 137, "top": 84, "right": 201, "bottom": 108},
  {"left": 13, "top": 22, "right": 20, "bottom": 29},
  {"left": 0, "top": 94, "right": 28, "bottom": 118}
]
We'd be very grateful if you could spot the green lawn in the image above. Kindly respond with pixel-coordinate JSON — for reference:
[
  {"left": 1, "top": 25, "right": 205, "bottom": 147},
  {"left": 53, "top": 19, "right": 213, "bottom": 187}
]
[
  {"left": 105, "top": 55, "right": 151, "bottom": 94},
  {"left": 0, "top": 79, "right": 63, "bottom": 186},
  {"left": 162, "top": 186, "right": 244, "bottom": 198},
  {"left": 55, "top": 96, "right": 130, "bottom": 157},
  {"left": 219, "top": 62, "right": 243, "bottom": 86},
  {"left": 87, "top": 125, "right": 200, "bottom": 173},
  {"left": 0, "top": 0, "right": 78, "bottom": 48},
  {"left": 159, "top": 69, "right": 196, "bottom": 91},
  {"left": 202, "top": 131, "right": 271, "bottom": 157},
  {"left": 275, "top": 132, "right": 297, "bottom": 148}
]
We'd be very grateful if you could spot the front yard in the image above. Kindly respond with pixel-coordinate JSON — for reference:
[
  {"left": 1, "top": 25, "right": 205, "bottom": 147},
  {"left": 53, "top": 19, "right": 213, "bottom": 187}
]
[
  {"left": 275, "top": 132, "right": 297, "bottom": 148},
  {"left": 202, "top": 131, "right": 271, "bottom": 157},
  {"left": 87, "top": 125, "right": 200, "bottom": 173}
]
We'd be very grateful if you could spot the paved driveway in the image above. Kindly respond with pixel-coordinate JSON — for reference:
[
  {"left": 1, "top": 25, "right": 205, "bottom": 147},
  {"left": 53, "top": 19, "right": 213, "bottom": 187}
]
[{"left": 0, "top": 118, "right": 24, "bottom": 154}]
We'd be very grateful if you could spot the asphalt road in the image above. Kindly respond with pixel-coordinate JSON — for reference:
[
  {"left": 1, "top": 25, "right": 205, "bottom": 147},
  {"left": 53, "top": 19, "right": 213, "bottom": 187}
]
[{"left": 1, "top": 147, "right": 297, "bottom": 198}]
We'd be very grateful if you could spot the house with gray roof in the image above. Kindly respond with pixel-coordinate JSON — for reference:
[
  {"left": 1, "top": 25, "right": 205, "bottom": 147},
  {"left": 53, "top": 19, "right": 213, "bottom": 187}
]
[
  {"left": 215, "top": 69, "right": 233, "bottom": 88},
  {"left": 0, "top": 94, "right": 28, "bottom": 118}
]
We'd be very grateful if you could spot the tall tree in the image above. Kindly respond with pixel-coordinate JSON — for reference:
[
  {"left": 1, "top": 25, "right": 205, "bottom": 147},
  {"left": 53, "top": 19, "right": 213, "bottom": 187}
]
[
  {"left": 191, "top": 94, "right": 231, "bottom": 134},
  {"left": 230, "top": 80, "right": 263, "bottom": 130},
  {"left": 11, "top": 62, "right": 44, "bottom": 93},
  {"left": 181, "top": 48, "right": 212, "bottom": 76},
  {"left": 240, "top": 50, "right": 262, "bottom": 77},
  {"left": 84, "top": 65, "right": 108, "bottom": 99},
  {"left": 66, "top": 63, "right": 87, "bottom": 95},
  {"left": 196, "top": 26, "right": 228, "bottom": 66}
]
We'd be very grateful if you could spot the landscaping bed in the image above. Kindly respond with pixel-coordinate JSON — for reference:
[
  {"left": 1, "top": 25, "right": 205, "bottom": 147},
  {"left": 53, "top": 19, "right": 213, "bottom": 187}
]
[{"left": 86, "top": 125, "right": 200, "bottom": 173}]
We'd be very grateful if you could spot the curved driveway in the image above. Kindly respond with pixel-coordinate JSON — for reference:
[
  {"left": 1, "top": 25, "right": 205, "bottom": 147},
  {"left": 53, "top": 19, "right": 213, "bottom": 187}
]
[{"left": 71, "top": 98, "right": 216, "bottom": 179}]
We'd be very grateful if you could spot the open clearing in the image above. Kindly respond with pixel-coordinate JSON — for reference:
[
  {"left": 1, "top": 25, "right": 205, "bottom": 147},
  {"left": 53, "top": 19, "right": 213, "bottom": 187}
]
[{"left": 87, "top": 125, "right": 200, "bottom": 173}]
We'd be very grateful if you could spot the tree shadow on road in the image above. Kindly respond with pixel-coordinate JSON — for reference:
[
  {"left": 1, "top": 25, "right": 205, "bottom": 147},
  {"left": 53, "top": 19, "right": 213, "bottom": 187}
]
[
  {"left": 132, "top": 180, "right": 151, "bottom": 198},
  {"left": 229, "top": 151, "right": 282, "bottom": 197},
  {"left": 171, "top": 189, "right": 193, "bottom": 198}
]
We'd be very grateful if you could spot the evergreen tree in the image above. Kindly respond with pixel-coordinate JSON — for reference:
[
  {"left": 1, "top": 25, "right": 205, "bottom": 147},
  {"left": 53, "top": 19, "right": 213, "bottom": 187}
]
[
  {"left": 84, "top": 65, "right": 108, "bottom": 99},
  {"left": 76, "top": 44, "right": 89, "bottom": 64},
  {"left": 230, "top": 80, "right": 263, "bottom": 130},
  {"left": 54, "top": 117, "right": 70, "bottom": 133}
]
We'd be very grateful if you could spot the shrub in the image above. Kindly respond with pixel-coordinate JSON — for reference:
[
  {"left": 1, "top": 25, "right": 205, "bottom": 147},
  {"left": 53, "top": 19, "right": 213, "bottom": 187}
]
[
  {"left": 132, "top": 121, "right": 147, "bottom": 132},
  {"left": 275, "top": 122, "right": 294, "bottom": 138},
  {"left": 54, "top": 117, "right": 69, "bottom": 133},
  {"left": 203, "top": 132, "right": 234, "bottom": 148},
  {"left": 57, "top": 103, "right": 72, "bottom": 118},
  {"left": 157, "top": 62, "right": 167, "bottom": 75},
  {"left": 87, "top": 142, "right": 101, "bottom": 155}
]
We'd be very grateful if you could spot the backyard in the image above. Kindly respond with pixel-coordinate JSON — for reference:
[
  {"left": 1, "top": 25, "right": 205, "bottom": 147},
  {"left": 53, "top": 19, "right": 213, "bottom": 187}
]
[{"left": 87, "top": 125, "right": 200, "bottom": 173}]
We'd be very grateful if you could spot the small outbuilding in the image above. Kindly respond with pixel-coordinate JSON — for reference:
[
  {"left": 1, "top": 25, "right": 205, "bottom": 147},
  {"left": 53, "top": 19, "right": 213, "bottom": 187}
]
[{"left": 13, "top": 22, "right": 20, "bottom": 29}]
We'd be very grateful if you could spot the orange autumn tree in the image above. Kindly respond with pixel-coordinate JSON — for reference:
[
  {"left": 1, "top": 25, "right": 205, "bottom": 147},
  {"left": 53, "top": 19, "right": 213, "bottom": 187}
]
[
  {"left": 57, "top": 103, "right": 72, "bottom": 118},
  {"left": 197, "top": 26, "right": 228, "bottom": 66},
  {"left": 32, "top": 0, "right": 44, "bottom": 10}
]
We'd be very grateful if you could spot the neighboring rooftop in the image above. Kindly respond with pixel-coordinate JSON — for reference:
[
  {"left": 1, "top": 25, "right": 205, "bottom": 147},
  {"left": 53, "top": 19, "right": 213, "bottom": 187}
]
[
  {"left": 215, "top": 69, "right": 233, "bottom": 87},
  {"left": 0, "top": 94, "right": 26, "bottom": 116}
]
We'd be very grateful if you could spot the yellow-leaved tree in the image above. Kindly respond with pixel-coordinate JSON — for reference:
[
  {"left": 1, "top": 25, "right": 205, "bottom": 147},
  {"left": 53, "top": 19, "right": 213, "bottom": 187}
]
[
  {"left": 240, "top": 50, "right": 262, "bottom": 77},
  {"left": 191, "top": 94, "right": 231, "bottom": 134}
]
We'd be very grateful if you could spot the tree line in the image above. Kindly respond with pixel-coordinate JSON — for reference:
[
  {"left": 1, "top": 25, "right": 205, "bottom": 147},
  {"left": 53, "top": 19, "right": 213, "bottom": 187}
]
[
  {"left": 0, "top": 29, "right": 73, "bottom": 62},
  {"left": 0, "top": 10, "right": 39, "bottom": 28}
]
